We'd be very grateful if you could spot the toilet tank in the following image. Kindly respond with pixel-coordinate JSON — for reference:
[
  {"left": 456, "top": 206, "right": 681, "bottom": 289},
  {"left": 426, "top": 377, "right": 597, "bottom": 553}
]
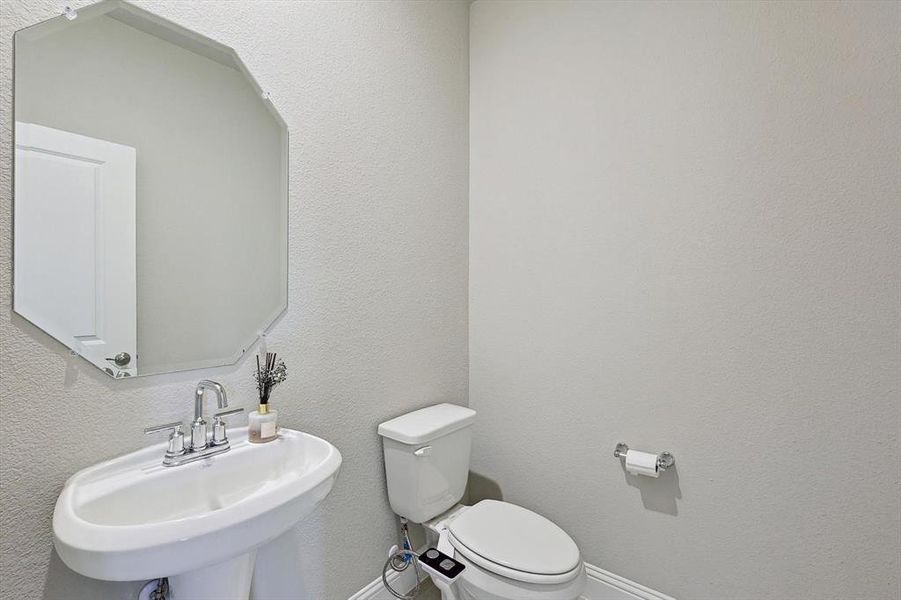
[{"left": 378, "top": 404, "right": 476, "bottom": 523}]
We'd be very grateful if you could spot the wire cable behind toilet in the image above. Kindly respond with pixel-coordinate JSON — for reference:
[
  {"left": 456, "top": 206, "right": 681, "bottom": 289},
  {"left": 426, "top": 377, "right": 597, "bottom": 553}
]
[{"left": 382, "top": 519, "right": 423, "bottom": 599}]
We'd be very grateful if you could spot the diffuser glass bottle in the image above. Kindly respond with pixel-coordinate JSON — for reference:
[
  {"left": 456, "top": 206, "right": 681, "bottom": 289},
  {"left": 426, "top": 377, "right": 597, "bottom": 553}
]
[
  {"left": 249, "top": 402, "right": 278, "bottom": 443},
  {"left": 250, "top": 352, "right": 286, "bottom": 444}
]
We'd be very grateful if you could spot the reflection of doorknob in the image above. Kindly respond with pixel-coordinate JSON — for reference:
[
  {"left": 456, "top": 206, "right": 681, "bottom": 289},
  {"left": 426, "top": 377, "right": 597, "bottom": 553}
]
[{"left": 106, "top": 352, "right": 131, "bottom": 367}]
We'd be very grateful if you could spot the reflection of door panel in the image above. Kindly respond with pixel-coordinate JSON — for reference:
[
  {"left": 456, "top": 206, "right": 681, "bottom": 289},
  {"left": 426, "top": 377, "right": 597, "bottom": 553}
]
[{"left": 14, "top": 122, "right": 137, "bottom": 375}]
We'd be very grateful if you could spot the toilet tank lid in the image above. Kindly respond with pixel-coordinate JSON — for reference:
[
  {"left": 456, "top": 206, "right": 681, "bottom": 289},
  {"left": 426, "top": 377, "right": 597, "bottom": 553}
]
[{"left": 378, "top": 403, "right": 476, "bottom": 445}]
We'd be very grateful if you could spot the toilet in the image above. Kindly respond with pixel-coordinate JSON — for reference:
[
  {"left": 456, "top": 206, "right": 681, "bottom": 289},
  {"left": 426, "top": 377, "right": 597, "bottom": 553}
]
[{"left": 378, "top": 404, "right": 586, "bottom": 600}]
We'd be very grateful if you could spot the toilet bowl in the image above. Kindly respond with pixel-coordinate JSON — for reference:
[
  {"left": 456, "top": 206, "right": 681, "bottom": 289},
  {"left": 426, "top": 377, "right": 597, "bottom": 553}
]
[
  {"left": 378, "top": 404, "right": 586, "bottom": 600},
  {"left": 424, "top": 500, "right": 586, "bottom": 600}
]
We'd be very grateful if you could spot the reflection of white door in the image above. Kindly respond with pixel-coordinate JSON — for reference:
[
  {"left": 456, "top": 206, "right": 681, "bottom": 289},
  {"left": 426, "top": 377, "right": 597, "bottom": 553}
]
[{"left": 14, "top": 122, "right": 137, "bottom": 376}]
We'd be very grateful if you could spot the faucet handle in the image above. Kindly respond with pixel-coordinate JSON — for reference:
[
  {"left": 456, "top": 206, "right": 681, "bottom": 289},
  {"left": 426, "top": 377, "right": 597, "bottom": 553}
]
[
  {"left": 214, "top": 408, "right": 244, "bottom": 419},
  {"left": 211, "top": 408, "right": 244, "bottom": 446},
  {"left": 144, "top": 421, "right": 183, "bottom": 434},
  {"left": 144, "top": 422, "right": 186, "bottom": 457}
]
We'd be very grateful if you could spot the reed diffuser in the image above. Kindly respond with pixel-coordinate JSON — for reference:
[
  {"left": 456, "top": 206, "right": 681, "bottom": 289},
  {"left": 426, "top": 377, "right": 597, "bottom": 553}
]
[{"left": 249, "top": 352, "right": 287, "bottom": 443}]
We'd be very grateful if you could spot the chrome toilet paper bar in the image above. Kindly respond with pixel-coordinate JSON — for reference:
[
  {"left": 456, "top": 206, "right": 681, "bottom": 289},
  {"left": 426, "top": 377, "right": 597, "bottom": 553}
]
[{"left": 613, "top": 442, "right": 675, "bottom": 471}]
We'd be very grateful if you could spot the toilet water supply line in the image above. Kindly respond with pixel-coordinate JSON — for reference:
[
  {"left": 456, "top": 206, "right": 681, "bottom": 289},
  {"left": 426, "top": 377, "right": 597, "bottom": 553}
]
[{"left": 382, "top": 518, "right": 424, "bottom": 600}]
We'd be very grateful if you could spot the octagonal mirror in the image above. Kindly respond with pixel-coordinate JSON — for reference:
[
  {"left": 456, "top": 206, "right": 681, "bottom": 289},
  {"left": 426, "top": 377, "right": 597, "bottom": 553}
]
[{"left": 13, "top": 0, "right": 288, "bottom": 377}]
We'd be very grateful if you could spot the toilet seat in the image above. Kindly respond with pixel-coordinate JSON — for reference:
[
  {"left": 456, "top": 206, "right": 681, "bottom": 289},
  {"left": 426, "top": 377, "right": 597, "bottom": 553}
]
[{"left": 447, "top": 500, "right": 582, "bottom": 585}]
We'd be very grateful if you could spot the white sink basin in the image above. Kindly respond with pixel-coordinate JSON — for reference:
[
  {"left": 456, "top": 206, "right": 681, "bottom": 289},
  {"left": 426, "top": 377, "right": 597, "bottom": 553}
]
[{"left": 53, "top": 428, "right": 341, "bottom": 598}]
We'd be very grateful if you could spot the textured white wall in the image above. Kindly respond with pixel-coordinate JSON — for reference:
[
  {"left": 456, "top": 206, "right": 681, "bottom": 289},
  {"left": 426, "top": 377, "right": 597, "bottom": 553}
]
[
  {"left": 469, "top": 2, "right": 900, "bottom": 599},
  {"left": 0, "top": 1, "right": 468, "bottom": 598}
]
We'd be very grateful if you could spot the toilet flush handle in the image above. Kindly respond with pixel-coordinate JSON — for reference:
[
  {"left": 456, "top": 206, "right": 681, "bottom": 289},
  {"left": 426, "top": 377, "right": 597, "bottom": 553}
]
[{"left": 414, "top": 445, "right": 432, "bottom": 457}]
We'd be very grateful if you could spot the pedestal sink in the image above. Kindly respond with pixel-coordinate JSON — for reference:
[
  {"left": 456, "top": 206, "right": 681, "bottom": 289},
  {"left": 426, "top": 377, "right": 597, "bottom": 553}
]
[{"left": 52, "top": 428, "right": 342, "bottom": 600}]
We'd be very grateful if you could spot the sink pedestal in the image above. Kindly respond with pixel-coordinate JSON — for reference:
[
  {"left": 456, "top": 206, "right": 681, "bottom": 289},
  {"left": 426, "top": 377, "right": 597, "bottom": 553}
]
[{"left": 169, "top": 551, "right": 257, "bottom": 600}]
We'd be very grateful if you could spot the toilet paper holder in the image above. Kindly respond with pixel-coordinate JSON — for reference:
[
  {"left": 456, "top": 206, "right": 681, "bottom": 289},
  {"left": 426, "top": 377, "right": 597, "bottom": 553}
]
[{"left": 613, "top": 442, "right": 675, "bottom": 471}]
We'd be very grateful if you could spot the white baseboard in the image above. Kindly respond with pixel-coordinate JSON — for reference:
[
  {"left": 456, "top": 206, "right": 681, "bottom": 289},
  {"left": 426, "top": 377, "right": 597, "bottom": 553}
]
[
  {"left": 349, "top": 560, "right": 673, "bottom": 600},
  {"left": 348, "top": 560, "right": 427, "bottom": 600},
  {"left": 582, "top": 563, "right": 675, "bottom": 600}
]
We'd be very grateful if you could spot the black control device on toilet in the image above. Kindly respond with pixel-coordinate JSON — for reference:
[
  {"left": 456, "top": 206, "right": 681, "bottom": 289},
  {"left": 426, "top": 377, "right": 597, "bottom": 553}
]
[{"left": 418, "top": 547, "right": 465, "bottom": 583}]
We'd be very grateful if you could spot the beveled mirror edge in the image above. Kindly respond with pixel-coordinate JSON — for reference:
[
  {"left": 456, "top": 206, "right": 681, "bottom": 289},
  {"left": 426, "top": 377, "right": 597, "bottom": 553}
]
[{"left": 141, "top": 298, "right": 288, "bottom": 377}]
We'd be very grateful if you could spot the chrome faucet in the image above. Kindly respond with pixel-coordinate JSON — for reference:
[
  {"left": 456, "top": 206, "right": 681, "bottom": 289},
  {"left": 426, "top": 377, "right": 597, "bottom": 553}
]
[
  {"left": 192, "top": 380, "right": 228, "bottom": 451},
  {"left": 144, "top": 380, "right": 244, "bottom": 467}
]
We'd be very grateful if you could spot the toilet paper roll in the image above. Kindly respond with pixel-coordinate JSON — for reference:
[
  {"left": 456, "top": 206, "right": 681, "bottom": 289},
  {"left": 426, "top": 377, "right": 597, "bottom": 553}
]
[{"left": 625, "top": 450, "right": 659, "bottom": 478}]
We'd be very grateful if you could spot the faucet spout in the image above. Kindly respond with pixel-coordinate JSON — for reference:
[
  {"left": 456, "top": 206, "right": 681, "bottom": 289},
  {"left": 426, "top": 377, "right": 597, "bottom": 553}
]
[
  {"left": 194, "top": 380, "right": 228, "bottom": 420},
  {"left": 191, "top": 380, "right": 228, "bottom": 451}
]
